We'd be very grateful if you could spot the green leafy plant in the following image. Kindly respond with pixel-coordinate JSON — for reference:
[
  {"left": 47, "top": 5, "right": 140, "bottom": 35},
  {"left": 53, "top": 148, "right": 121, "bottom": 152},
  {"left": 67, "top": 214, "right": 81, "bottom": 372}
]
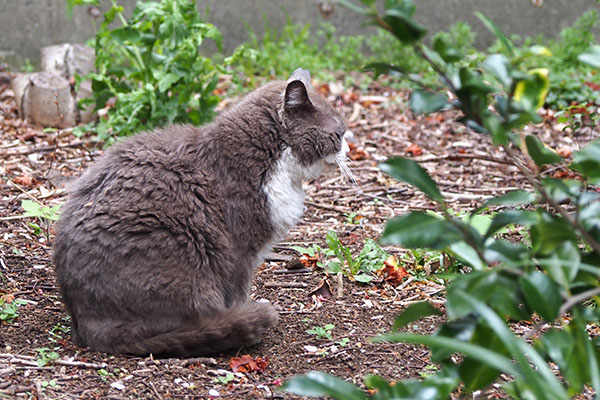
[
  {"left": 307, "top": 324, "right": 335, "bottom": 340},
  {"left": 0, "top": 295, "right": 27, "bottom": 323},
  {"left": 284, "top": 1, "right": 600, "bottom": 399},
  {"left": 69, "top": 0, "right": 222, "bottom": 143},
  {"left": 12, "top": 200, "right": 61, "bottom": 242},
  {"left": 323, "top": 231, "right": 390, "bottom": 283},
  {"left": 213, "top": 373, "right": 235, "bottom": 385},
  {"left": 36, "top": 347, "right": 60, "bottom": 367}
]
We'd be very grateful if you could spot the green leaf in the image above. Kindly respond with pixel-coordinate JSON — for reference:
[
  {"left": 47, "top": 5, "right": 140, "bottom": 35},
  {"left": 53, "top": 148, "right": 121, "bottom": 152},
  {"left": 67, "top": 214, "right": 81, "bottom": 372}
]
[
  {"left": 571, "top": 138, "right": 600, "bottom": 184},
  {"left": 454, "top": 291, "right": 569, "bottom": 399},
  {"left": 157, "top": 72, "right": 180, "bottom": 93},
  {"left": 381, "top": 212, "right": 463, "bottom": 249},
  {"left": 335, "top": 0, "right": 372, "bottom": 15},
  {"left": 530, "top": 211, "right": 577, "bottom": 256},
  {"left": 374, "top": 333, "right": 521, "bottom": 378},
  {"left": 525, "top": 135, "right": 563, "bottom": 167},
  {"left": 539, "top": 329, "right": 585, "bottom": 393},
  {"left": 519, "top": 270, "right": 562, "bottom": 321},
  {"left": 448, "top": 242, "right": 485, "bottom": 270},
  {"left": 410, "top": 90, "right": 449, "bottom": 114},
  {"left": 354, "top": 274, "right": 374, "bottom": 283},
  {"left": 578, "top": 45, "right": 600, "bottom": 68},
  {"left": 475, "top": 12, "right": 514, "bottom": 57},
  {"left": 363, "top": 62, "right": 408, "bottom": 79},
  {"left": 379, "top": 157, "right": 443, "bottom": 202},
  {"left": 393, "top": 301, "right": 443, "bottom": 330},
  {"left": 485, "top": 210, "right": 537, "bottom": 237},
  {"left": 482, "top": 54, "right": 511, "bottom": 87},
  {"left": 432, "top": 35, "right": 461, "bottom": 63},
  {"left": 513, "top": 69, "right": 550, "bottom": 111},
  {"left": 481, "top": 190, "right": 537, "bottom": 210},
  {"left": 282, "top": 371, "right": 366, "bottom": 400},
  {"left": 21, "top": 200, "right": 41, "bottom": 215},
  {"left": 460, "top": 325, "right": 507, "bottom": 392},
  {"left": 382, "top": 2, "right": 427, "bottom": 44},
  {"left": 539, "top": 241, "right": 580, "bottom": 290}
]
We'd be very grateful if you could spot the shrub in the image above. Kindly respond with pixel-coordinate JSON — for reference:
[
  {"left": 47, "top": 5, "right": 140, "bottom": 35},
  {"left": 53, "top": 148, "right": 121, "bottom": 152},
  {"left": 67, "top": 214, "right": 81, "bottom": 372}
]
[{"left": 283, "top": 1, "right": 600, "bottom": 398}]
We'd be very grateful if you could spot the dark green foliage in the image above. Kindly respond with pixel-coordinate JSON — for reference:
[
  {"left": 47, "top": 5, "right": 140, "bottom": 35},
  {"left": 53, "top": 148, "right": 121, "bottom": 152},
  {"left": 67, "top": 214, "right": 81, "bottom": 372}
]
[
  {"left": 71, "top": 0, "right": 222, "bottom": 142},
  {"left": 283, "top": 1, "right": 600, "bottom": 399}
]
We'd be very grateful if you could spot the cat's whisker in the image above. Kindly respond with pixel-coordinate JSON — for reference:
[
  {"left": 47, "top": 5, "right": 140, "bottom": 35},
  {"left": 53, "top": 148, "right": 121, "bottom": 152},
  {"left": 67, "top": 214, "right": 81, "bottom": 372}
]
[{"left": 336, "top": 154, "right": 356, "bottom": 184}]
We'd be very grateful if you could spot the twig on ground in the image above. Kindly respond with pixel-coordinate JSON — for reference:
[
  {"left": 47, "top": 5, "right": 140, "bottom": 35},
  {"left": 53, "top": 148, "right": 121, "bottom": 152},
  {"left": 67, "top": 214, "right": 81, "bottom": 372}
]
[
  {"left": 305, "top": 201, "right": 352, "bottom": 214},
  {"left": 265, "top": 282, "right": 308, "bottom": 288}
]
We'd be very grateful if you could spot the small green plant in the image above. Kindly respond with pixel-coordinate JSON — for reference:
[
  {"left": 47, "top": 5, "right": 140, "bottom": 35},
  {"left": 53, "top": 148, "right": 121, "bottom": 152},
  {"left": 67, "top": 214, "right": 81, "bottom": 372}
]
[
  {"left": 344, "top": 212, "right": 361, "bottom": 225},
  {"left": 213, "top": 373, "right": 235, "bottom": 384},
  {"left": 69, "top": 0, "right": 222, "bottom": 143},
  {"left": 35, "top": 347, "right": 60, "bottom": 367},
  {"left": 554, "top": 101, "right": 600, "bottom": 133},
  {"left": 0, "top": 295, "right": 27, "bottom": 323},
  {"left": 307, "top": 324, "right": 335, "bottom": 340},
  {"left": 323, "top": 231, "right": 390, "bottom": 283},
  {"left": 39, "top": 380, "right": 59, "bottom": 393},
  {"left": 18, "top": 200, "right": 61, "bottom": 242},
  {"left": 19, "top": 58, "right": 35, "bottom": 73},
  {"left": 290, "top": 244, "right": 322, "bottom": 258},
  {"left": 336, "top": 337, "right": 350, "bottom": 347}
]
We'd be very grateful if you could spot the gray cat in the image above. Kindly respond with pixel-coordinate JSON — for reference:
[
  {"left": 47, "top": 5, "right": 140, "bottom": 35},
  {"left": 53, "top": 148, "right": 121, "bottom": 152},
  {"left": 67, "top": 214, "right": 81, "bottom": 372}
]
[{"left": 52, "top": 69, "right": 351, "bottom": 357}]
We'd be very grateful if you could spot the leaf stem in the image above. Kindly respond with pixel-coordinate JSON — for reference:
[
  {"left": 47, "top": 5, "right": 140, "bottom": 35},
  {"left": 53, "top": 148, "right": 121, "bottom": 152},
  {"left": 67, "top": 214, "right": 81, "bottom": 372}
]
[{"left": 559, "top": 287, "right": 600, "bottom": 315}]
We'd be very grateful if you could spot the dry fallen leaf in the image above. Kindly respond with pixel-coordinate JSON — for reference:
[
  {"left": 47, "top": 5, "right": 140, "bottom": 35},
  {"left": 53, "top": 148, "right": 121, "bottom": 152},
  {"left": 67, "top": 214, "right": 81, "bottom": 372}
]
[
  {"left": 308, "top": 278, "right": 334, "bottom": 299},
  {"left": 348, "top": 142, "right": 369, "bottom": 161},
  {"left": 229, "top": 354, "right": 269, "bottom": 373},
  {"left": 13, "top": 175, "right": 35, "bottom": 187},
  {"left": 379, "top": 255, "right": 408, "bottom": 286},
  {"left": 556, "top": 146, "right": 572, "bottom": 158},
  {"left": 405, "top": 143, "right": 423, "bottom": 156}
]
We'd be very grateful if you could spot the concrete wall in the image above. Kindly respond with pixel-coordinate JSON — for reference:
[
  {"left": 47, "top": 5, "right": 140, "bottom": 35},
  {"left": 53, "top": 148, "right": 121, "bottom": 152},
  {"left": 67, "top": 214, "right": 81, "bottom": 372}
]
[{"left": 0, "top": 0, "right": 598, "bottom": 69}]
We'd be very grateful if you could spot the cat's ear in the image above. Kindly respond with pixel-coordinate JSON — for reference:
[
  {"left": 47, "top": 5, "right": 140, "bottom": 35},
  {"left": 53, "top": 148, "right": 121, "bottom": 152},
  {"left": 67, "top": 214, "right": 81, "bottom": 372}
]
[{"left": 284, "top": 68, "right": 313, "bottom": 110}]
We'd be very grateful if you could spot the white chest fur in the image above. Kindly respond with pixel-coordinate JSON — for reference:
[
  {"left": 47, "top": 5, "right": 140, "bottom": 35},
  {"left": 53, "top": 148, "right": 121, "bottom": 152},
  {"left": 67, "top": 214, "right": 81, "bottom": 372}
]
[{"left": 263, "top": 148, "right": 312, "bottom": 242}]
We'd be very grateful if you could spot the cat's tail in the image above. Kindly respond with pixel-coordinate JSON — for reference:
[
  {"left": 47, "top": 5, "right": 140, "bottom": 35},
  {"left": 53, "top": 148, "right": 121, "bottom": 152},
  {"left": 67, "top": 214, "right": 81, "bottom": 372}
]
[{"left": 106, "top": 301, "right": 279, "bottom": 357}]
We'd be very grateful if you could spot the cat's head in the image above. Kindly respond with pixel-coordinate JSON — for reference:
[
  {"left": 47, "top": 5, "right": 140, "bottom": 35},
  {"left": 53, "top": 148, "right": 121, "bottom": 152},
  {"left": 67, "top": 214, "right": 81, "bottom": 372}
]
[{"left": 279, "top": 68, "right": 353, "bottom": 182}]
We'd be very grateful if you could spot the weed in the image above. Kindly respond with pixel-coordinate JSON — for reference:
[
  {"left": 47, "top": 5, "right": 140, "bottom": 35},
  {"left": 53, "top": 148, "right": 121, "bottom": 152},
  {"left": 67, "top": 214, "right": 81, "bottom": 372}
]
[
  {"left": 306, "top": 324, "right": 335, "bottom": 340},
  {"left": 19, "top": 59, "right": 35, "bottom": 73},
  {"left": 213, "top": 373, "right": 235, "bottom": 384},
  {"left": 290, "top": 244, "right": 322, "bottom": 258},
  {"left": 336, "top": 338, "right": 350, "bottom": 347},
  {"left": 39, "top": 380, "right": 59, "bottom": 393},
  {"left": 418, "top": 364, "right": 439, "bottom": 378},
  {"left": 344, "top": 212, "right": 362, "bottom": 225},
  {"left": 0, "top": 295, "right": 27, "bottom": 323},
  {"left": 71, "top": 0, "right": 222, "bottom": 142},
  {"left": 324, "top": 231, "right": 390, "bottom": 283},
  {"left": 19, "top": 200, "right": 61, "bottom": 242},
  {"left": 35, "top": 347, "right": 60, "bottom": 367}
]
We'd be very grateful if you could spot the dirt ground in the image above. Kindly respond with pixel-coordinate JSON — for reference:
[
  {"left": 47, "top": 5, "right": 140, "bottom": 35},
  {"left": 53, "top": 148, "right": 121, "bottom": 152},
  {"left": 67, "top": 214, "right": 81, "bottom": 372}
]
[{"left": 0, "top": 71, "right": 594, "bottom": 399}]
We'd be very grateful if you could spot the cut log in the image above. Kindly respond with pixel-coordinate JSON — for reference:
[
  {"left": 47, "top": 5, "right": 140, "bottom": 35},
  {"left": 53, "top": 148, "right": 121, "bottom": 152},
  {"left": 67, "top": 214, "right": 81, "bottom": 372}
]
[
  {"left": 41, "top": 44, "right": 95, "bottom": 79},
  {"left": 24, "top": 72, "right": 77, "bottom": 128},
  {"left": 10, "top": 73, "right": 32, "bottom": 117},
  {"left": 76, "top": 80, "right": 96, "bottom": 124}
]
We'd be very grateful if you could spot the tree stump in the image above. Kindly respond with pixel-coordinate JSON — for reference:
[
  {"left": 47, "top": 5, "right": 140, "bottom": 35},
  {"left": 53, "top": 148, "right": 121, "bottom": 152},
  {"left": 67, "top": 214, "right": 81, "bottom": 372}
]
[
  {"left": 22, "top": 72, "right": 77, "bottom": 128},
  {"left": 10, "top": 43, "right": 96, "bottom": 128}
]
